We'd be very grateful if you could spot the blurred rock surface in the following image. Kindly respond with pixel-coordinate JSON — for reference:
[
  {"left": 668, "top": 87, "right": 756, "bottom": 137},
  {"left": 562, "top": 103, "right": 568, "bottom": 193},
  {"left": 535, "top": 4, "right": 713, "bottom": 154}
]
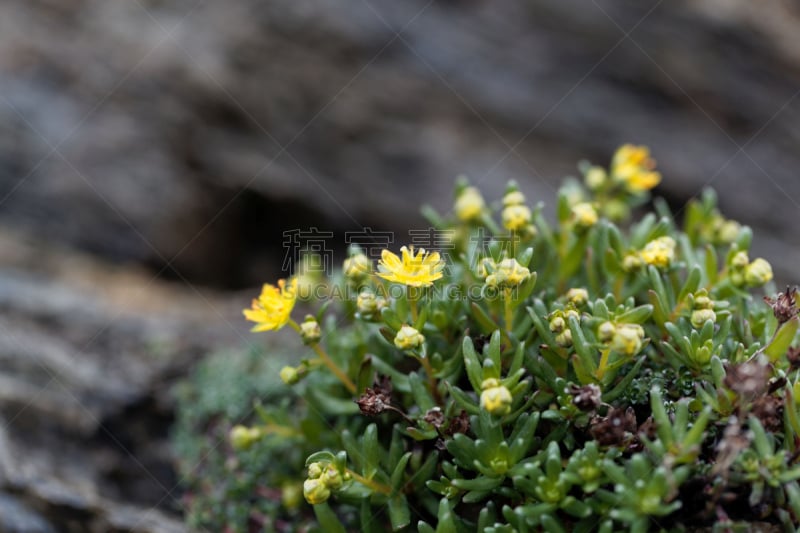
[
  {"left": 0, "top": 229, "right": 248, "bottom": 532},
  {"left": 0, "top": 0, "right": 798, "bottom": 287}
]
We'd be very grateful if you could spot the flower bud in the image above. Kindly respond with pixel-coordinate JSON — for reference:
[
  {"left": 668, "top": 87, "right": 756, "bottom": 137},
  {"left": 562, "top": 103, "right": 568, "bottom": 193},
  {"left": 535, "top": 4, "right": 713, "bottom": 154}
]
[
  {"left": 230, "top": 425, "right": 261, "bottom": 451},
  {"left": 300, "top": 316, "right": 322, "bottom": 345},
  {"left": 480, "top": 382, "right": 513, "bottom": 416},
  {"left": 716, "top": 220, "right": 740, "bottom": 243},
  {"left": 598, "top": 321, "right": 616, "bottom": 342},
  {"left": 690, "top": 308, "right": 716, "bottom": 329},
  {"left": 731, "top": 251, "right": 749, "bottom": 270},
  {"left": 322, "top": 464, "right": 344, "bottom": 490},
  {"left": 745, "top": 258, "right": 773, "bottom": 287},
  {"left": 502, "top": 204, "right": 532, "bottom": 232},
  {"left": 485, "top": 258, "right": 531, "bottom": 289},
  {"left": 640, "top": 236, "right": 676, "bottom": 269},
  {"left": 555, "top": 330, "right": 573, "bottom": 347},
  {"left": 622, "top": 253, "right": 643, "bottom": 273},
  {"left": 356, "top": 290, "right": 385, "bottom": 320},
  {"left": 454, "top": 186, "right": 485, "bottom": 222},
  {"left": 585, "top": 166, "right": 607, "bottom": 190},
  {"left": 303, "top": 478, "right": 331, "bottom": 505},
  {"left": 571, "top": 202, "right": 598, "bottom": 229},
  {"left": 549, "top": 316, "right": 566, "bottom": 333},
  {"left": 693, "top": 292, "right": 713, "bottom": 310},
  {"left": 281, "top": 482, "right": 303, "bottom": 510},
  {"left": 502, "top": 190, "right": 526, "bottom": 207},
  {"left": 280, "top": 365, "right": 300, "bottom": 385},
  {"left": 394, "top": 325, "right": 425, "bottom": 350},
  {"left": 307, "top": 462, "right": 324, "bottom": 479},
  {"left": 566, "top": 288, "right": 589, "bottom": 307},
  {"left": 610, "top": 324, "right": 645, "bottom": 356},
  {"left": 343, "top": 253, "right": 371, "bottom": 283}
]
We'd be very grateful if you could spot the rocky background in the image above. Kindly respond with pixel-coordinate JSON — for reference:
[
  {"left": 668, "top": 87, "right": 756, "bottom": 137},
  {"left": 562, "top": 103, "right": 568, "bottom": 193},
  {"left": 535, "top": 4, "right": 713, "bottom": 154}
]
[{"left": 0, "top": 0, "right": 799, "bottom": 531}]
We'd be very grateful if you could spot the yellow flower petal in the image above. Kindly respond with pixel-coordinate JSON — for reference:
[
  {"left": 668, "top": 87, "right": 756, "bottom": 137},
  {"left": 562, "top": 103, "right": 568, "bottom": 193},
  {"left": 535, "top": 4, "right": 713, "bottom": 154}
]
[
  {"left": 377, "top": 245, "right": 445, "bottom": 287},
  {"left": 242, "top": 278, "right": 297, "bottom": 331}
]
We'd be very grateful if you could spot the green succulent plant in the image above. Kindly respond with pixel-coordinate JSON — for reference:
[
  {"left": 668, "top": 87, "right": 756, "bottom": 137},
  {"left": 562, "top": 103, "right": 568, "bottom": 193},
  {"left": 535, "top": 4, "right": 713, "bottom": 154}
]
[{"left": 175, "top": 144, "right": 800, "bottom": 531}]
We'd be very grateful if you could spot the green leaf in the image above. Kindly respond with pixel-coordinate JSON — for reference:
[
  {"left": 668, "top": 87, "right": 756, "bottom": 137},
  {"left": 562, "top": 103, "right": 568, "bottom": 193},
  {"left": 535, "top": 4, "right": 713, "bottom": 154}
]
[
  {"left": 448, "top": 385, "right": 480, "bottom": 415},
  {"left": 488, "top": 330, "right": 503, "bottom": 369},
  {"left": 451, "top": 476, "right": 504, "bottom": 491},
  {"left": 314, "top": 502, "right": 347, "bottom": 533},
  {"left": 418, "top": 521, "right": 436, "bottom": 533},
  {"left": 602, "top": 356, "right": 645, "bottom": 402},
  {"left": 677, "top": 265, "right": 702, "bottom": 304},
  {"left": 568, "top": 315, "right": 597, "bottom": 377},
  {"left": 616, "top": 304, "right": 654, "bottom": 325},
  {"left": 704, "top": 244, "right": 718, "bottom": 285},
  {"left": 306, "top": 450, "right": 336, "bottom": 466},
  {"left": 363, "top": 423, "right": 380, "bottom": 478},
  {"left": 381, "top": 307, "right": 403, "bottom": 331},
  {"left": 390, "top": 451, "right": 412, "bottom": 492},
  {"left": 462, "top": 336, "right": 484, "bottom": 392},
  {"left": 361, "top": 500, "right": 387, "bottom": 533},
  {"left": 435, "top": 498, "right": 458, "bottom": 533},
  {"left": 765, "top": 315, "right": 799, "bottom": 362},
  {"left": 409, "top": 371, "right": 436, "bottom": 412},
  {"left": 388, "top": 494, "right": 411, "bottom": 531},
  {"left": 471, "top": 302, "right": 499, "bottom": 334}
]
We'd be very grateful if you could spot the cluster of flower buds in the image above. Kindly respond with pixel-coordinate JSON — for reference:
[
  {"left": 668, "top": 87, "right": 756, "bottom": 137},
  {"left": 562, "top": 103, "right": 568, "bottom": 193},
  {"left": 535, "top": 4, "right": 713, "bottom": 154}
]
[
  {"left": 484, "top": 257, "right": 531, "bottom": 290},
  {"left": 501, "top": 185, "right": 536, "bottom": 236},
  {"left": 549, "top": 308, "right": 580, "bottom": 347},
  {"left": 303, "top": 460, "right": 348, "bottom": 505},
  {"left": 729, "top": 251, "right": 773, "bottom": 288},
  {"left": 690, "top": 289, "right": 716, "bottom": 329},
  {"left": 639, "top": 236, "right": 676, "bottom": 269}
]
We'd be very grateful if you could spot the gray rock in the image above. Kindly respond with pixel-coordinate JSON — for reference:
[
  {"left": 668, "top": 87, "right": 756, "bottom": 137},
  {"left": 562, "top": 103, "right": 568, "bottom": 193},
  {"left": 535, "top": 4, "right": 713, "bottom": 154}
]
[
  {"left": 0, "top": 229, "right": 240, "bottom": 532},
  {"left": 0, "top": 0, "right": 798, "bottom": 286},
  {"left": 0, "top": 493, "right": 56, "bottom": 533}
]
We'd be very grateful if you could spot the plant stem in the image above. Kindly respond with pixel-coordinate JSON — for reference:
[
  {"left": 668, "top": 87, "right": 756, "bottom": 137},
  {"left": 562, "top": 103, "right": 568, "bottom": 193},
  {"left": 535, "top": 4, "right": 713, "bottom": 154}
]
[
  {"left": 596, "top": 348, "right": 611, "bottom": 381},
  {"left": 346, "top": 470, "right": 392, "bottom": 495},
  {"left": 408, "top": 286, "right": 419, "bottom": 323},
  {"left": 418, "top": 355, "right": 442, "bottom": 404},
  {"left": 504, "top": 288, "right": 514, "bottom": 333},
  {"left": 289, "top": 320, "right": 357, "bottom": 394}
]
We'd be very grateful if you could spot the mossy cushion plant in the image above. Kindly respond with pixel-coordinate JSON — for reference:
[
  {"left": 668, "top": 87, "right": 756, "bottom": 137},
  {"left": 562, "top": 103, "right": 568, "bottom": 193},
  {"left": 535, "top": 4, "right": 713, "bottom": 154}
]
[{"left": 196, "top": 144, "right": 800, "bottom": 531}]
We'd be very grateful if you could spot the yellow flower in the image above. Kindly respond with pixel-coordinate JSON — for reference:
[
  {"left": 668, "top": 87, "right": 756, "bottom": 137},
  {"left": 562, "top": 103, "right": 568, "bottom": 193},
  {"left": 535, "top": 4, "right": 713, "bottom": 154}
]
[
  {"left": 611, "top": 144, "right": 661, "bottom": 193},
  {"left": 640, "top": 236, "right": 676, "bottom": 269},
  {"left": 502, "top": 204, "right": 532, "bottom": 232},
  {"left": 454, "top": 186, "right": 485, "bottom": 222},
  {"left": 377, "top": 246, "right": 445, "bottom": 287},
  {"left": 243, "top": 278, "right": 298, "bottom": 332},
  {"left": 625, "top": 171, "right": 661, "bottom": 193}
]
